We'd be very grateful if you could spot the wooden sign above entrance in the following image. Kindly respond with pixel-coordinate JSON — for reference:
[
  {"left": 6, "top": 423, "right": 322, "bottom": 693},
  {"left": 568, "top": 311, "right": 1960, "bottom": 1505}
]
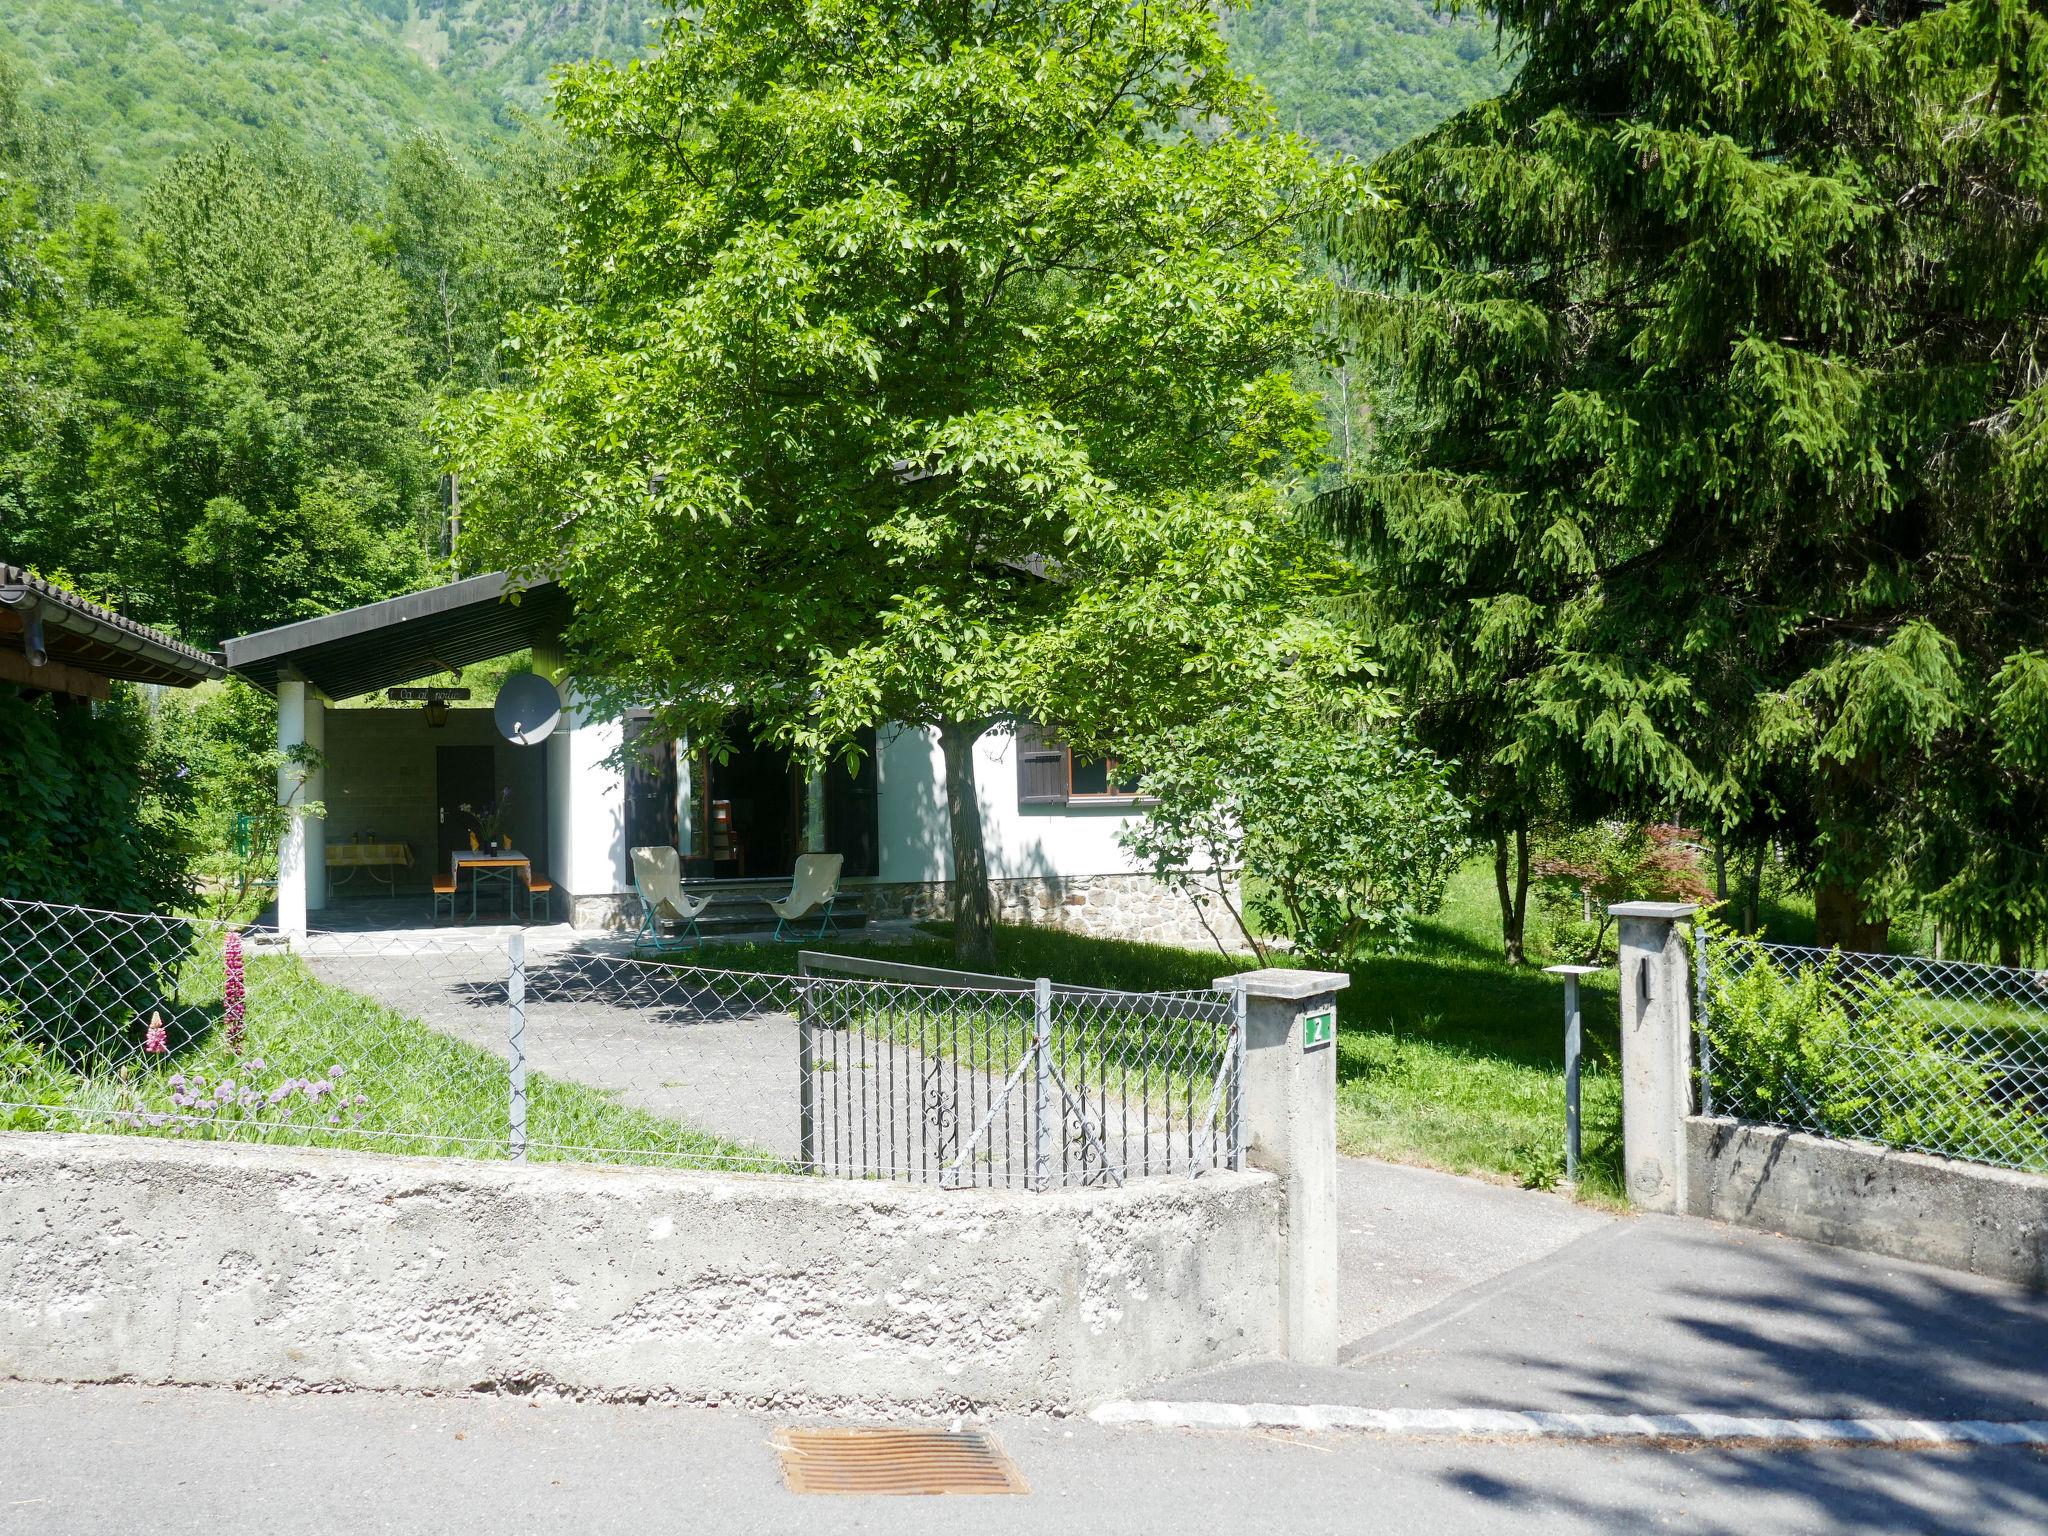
[{"left": 388, "top": 686, "right": 472, "bottom": 702}]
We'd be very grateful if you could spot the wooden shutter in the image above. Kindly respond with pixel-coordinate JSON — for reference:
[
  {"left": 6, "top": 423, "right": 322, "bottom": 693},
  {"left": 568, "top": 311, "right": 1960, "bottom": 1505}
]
[{"left": 1014, "top": 718, "right": 1070, "bottom": 806}]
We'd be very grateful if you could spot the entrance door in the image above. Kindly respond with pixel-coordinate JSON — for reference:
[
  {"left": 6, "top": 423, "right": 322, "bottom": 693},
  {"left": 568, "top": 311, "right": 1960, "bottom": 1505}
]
[
  {"left": 435, "top": 745, "right": 496, "bottom": 870},
  {"left": 700, "top": 726, "right": 805, "bottom": 879}
]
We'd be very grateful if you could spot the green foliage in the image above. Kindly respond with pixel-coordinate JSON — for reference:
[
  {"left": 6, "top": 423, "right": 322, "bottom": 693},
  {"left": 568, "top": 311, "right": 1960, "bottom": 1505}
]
[
  {"left": 0, "top": 685, "right": 196, "bottom": 915},
  {"left": 1, "top": 143, "right": 450, "bottom": 642},
  {"left": 1531, "top": 822, "right": 1709, "bottom": 964},
  {"left": 443, "top": 0, "right": 1335, "bottom": 963},
  {"left": 1223, "top": 0, "right": 1512, "bottom": 161},
  {"left": 1120, "top": 689, "right": 1467, "bottom": 964},
  {"left": 1701, "top": 924, "right": 2048, "bottom": 1171},
  {"left": 149, "top": 680, "right": 303, "bottom": 920},
  {"left": 1324, "top": 0, "right": 2048, "bottom": 959}
]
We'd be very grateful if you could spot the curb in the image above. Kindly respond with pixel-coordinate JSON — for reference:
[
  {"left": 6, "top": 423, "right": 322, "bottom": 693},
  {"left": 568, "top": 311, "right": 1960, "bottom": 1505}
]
[{"left": 1090, "top": 1400, "right": 2048, "bottom": 1448}]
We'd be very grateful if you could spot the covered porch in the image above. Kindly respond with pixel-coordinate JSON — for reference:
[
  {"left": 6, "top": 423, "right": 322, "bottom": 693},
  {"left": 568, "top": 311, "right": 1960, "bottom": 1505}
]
[
  {"left": 221, "top": 573, "right": 884, "bottom": 938},
  {"left": 223, "top": 573, "right": 611, "bottom": 934}
]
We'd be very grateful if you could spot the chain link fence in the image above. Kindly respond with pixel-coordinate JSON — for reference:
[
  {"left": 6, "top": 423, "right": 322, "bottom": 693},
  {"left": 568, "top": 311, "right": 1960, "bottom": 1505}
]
[
  {"left": 0, "top": 898, "right": 1241, "bottom": 1189},
  {"left": 1696, "top": 927, "right": 2048, "bottom": 1174}
]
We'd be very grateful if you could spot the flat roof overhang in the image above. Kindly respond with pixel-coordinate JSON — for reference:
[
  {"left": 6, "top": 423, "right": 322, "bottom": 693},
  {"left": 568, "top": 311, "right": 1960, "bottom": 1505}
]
[
  {"left": 0, "top": 563, "right": 225, "bottom": 695},
  {"left": 220, "top": 572, "right": 573, "bottom": 700}
]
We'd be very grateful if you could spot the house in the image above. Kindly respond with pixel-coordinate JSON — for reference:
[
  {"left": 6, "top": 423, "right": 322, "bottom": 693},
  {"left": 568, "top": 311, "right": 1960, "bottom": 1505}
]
[{"left": 218, "top": 572, "right": 1213, "bottom": 944}]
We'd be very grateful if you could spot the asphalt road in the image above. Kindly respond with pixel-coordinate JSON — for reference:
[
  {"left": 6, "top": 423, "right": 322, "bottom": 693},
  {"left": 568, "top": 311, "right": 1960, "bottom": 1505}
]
[{"left": 5, "top": 1379, "right": 2043, "bottom": 1535}]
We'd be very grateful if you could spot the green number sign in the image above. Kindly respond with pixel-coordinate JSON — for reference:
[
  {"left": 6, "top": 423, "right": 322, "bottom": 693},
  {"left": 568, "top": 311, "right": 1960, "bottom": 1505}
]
[{"left": 1302, "top": 1006, "right": 1334, "bottom": 1051}]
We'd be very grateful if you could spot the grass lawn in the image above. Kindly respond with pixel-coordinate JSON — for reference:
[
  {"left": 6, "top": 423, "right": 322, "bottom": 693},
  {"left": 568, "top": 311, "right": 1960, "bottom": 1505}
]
[
  {"left": 710, "top": 856, "right": 1845, "bottom": 1202},
  {"left": 2, "top": 943, "right": 778, "bottom": 1172},
  {"left": 684, "top": 862, "right": 1642, "bottom": 1202}
]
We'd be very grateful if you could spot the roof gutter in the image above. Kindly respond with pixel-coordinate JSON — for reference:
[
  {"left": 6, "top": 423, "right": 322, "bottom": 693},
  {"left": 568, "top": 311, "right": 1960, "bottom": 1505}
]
[{"left": 0, "top": 566, "right": 224, "bottom": 683}]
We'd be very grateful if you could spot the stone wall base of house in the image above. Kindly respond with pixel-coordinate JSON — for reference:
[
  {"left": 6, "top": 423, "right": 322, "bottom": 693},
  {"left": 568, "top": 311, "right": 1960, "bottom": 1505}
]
[
  {"left": 568, "top": 892, "right": 639, "bottom": 932},
  {"left": 858, "top": 873, "right": 1243, "bottom": 952},
  {"left": 570, "top": 873, "right": 1242, "bottom": 953}
]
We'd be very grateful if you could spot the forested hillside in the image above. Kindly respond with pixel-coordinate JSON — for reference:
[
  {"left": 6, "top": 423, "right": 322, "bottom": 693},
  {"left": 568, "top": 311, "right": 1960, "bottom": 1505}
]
[
  {"left": 1, "top": 0, "right": 1500, "bottom": 203},
  {"left": 1224, "top": 0, "right": 1508, "bottom": 161},
  {"left": 0, "top": 1, "right": 646, "bottom": 205}
]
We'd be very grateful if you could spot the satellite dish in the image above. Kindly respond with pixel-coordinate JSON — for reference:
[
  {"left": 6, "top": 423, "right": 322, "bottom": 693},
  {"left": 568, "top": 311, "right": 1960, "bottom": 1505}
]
[{"left": 495, "top": 671, "right": 562, "bottom": 746}]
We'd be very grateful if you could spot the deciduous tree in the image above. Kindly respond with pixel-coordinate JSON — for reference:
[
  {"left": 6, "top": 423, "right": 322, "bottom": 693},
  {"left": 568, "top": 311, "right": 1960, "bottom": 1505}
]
[{"left": 444, "top": 0, "right": 1332, "bottom": 963}]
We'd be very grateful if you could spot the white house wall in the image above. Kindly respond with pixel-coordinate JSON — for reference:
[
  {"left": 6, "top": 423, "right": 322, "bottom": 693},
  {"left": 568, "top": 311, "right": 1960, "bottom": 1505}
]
[
  {"left": 875, "top": 723, "right": 1153, "bottom": 884},
  {"left": 550, "top": 697, "right": 631, "bottom": 902}
]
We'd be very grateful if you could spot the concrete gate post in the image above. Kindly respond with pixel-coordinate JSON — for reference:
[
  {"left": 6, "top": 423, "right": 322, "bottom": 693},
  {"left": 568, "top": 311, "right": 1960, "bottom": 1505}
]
[
  {"left": 1609, "top": 901, "right": 1699, "bottom": 1214},
  {"left": 1215, "top": 967, "right": 1348, "bottom": 1365}
]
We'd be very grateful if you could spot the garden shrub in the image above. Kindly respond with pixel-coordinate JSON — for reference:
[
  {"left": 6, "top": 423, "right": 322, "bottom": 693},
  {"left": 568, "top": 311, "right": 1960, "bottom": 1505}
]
[
  {"left": 0, "top": 682, "right": 194, "bottom": 912},
  {"left": 1701, "top": 922, "right": 2048, "bottom": 1168}
]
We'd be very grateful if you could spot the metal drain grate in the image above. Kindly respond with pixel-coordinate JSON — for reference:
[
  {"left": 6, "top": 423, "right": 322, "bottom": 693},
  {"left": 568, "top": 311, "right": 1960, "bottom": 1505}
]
[{"left": 773, "top": 1427, "right": 1029, "bottom": 1495}]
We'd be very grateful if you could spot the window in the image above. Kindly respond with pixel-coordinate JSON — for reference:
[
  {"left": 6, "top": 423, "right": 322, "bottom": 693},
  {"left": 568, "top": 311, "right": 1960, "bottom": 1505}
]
[
  {"left": 1067, "top": 752, "right": 1140, "bottom": 798},
  {"left": 1014, "top": 719, "right": 1148, "bottom": 807}
]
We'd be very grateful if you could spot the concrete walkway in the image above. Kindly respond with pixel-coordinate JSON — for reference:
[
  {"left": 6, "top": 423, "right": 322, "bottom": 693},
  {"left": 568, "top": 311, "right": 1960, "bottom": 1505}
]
[
  {"left": 1334, "top": 1156, "right": 1612, "bottom": 1345},
  {"left": 1190, "top": 1154, "right": 2048, "bottom": 1427}
]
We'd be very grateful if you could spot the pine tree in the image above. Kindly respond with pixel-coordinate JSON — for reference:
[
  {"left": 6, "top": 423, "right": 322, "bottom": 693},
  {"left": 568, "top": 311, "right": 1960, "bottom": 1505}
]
[{"left": 1323, "top": 0, "right": 2048, "bottom": 960}]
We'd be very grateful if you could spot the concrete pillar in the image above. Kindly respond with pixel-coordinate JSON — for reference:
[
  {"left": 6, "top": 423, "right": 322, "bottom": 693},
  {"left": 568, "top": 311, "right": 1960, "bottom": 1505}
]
[
  {"left": 275, "top": 677, "right": 308, "bottom": 937},
  {"left": 1215, "top": 966, "right": 1348, "bottom": 1365},
  {"left": 1610, "top": 901, "right": 1699, "bottom": 1213},
  {"left": 302, "top": 692, "right": 327, "bottom": 913}
]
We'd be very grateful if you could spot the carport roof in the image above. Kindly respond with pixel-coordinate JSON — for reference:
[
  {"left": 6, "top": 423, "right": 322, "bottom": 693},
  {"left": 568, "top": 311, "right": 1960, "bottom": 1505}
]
[{"left": 220, "top": 572, "right": 573, "bottom": 701}]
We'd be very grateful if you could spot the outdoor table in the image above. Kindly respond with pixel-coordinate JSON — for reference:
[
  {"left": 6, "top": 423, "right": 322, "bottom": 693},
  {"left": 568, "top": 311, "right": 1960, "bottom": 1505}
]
[
  {"left": 326, "top": 841, "right": 414, "bottom": 892},
  {"left": 450, "top": 850, "right": 530, "bottom": 920}
]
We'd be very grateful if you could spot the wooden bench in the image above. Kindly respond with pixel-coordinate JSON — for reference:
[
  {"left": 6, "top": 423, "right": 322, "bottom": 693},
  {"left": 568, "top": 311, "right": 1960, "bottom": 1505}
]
[
  {"left": 431, "top": 874, "right": 457, "bottom": 922},
  {"left": 526, "top": 874, "right": 555, "bottom": 921}
]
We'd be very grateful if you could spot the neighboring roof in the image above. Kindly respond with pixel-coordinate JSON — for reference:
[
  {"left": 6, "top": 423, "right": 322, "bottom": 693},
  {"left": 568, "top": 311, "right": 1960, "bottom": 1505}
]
[
  {"left": 0, "top": 563, "right": 225, "bottom": 694},
  {"left": 220, "top": 571, "right": 573, "bottom": 700}
]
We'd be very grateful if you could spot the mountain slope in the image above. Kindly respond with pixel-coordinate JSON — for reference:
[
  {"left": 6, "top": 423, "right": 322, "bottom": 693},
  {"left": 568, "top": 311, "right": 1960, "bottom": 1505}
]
[
  {"left": 1226, "top": 0, "right": 1511, "bottom": 161},
  {"left": 2, "top": 0, "right": 1504, "bottom": 205}
]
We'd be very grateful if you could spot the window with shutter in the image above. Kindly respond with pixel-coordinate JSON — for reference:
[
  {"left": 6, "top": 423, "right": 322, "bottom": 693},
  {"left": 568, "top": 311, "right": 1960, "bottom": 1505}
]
[{"left": 1014, "top": 718, "right": 1072, "bottom": 806}]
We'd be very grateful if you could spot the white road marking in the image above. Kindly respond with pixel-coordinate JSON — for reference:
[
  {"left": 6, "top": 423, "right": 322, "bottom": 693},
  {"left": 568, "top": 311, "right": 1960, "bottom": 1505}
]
[{"left": 1090, "top": 1400, "right": 2048, "bottom": 1447}]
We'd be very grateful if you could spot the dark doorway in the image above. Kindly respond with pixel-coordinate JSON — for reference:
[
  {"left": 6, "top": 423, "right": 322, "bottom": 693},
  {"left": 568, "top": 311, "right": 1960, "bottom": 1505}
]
[
  {"left": 622, "top": 711, "right": 679, "bottom": 856},
  {"left": 435, "top": 745, "right": 496, "bottom": 868},
  {"left": 823, "top": 726, "right": 880, "bottom": 878},
  {"left": 704, "top": 732, "right": 805, "bottom": 879}
]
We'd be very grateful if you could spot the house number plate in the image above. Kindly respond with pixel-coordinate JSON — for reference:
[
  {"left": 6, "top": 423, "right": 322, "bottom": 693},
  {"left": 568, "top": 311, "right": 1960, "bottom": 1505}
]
[{"left": 1302, "top": 1006, "right": 1334, "bottom": 1051}]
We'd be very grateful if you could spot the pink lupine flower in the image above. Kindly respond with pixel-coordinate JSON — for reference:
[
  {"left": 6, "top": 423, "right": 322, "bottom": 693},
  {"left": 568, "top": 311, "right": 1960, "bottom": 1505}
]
[
  {"left": 143, "top": 1012, "right": 168, "bottom": 1055},
  {"left": 223, "top": 931, "right": 246, "bottom": 1054}
]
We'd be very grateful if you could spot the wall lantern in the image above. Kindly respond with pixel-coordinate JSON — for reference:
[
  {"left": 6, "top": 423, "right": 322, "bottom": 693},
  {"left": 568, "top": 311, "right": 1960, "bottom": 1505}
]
[{"left": 389, "top": 684, "right": 470, "bottom": 729}]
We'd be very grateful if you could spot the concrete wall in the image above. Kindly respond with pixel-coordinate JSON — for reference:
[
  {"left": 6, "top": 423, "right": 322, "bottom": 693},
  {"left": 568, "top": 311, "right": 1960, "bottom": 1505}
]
[
  {"left": 1686, "top": 1117, "right": 2048, "bottom": 1290},
  {"left": 545, "top": 696, "right": 631, "bottom": 913},
  {"left": 0, "top": 1134, "right": 1281, "bottom": 1410}
]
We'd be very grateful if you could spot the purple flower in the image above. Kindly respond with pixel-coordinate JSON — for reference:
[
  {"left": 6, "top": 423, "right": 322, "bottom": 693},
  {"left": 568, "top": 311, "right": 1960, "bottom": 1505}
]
[
  {"left": 223, "top": 931, "right": 246, "bottom": 1053},
  {"left": 143, "top": 1012, "right": 168, "bottom": 1055},
  {"left": 327, "top": 1065, "right": 345, "bottom": 1080}
]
